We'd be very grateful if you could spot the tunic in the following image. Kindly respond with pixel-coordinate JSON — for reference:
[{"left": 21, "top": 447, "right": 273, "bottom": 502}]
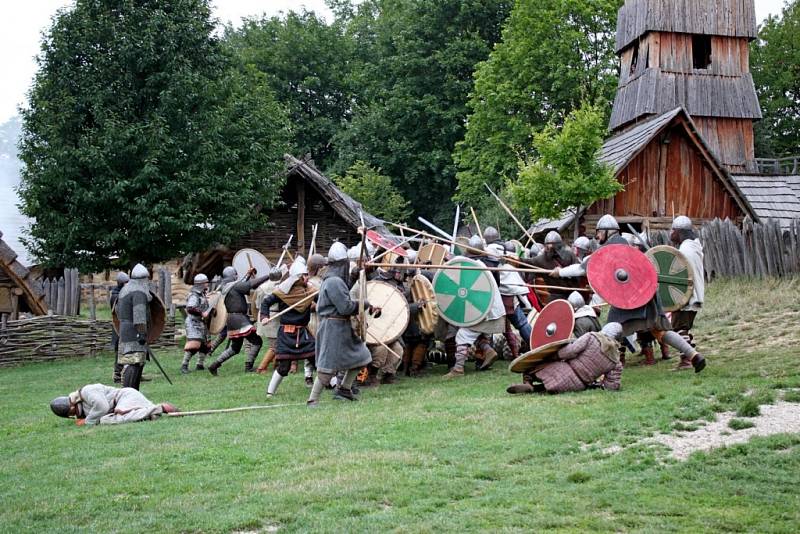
[
  {"left": 260, "top": 288, "right": 315, "bottom": 361},
  {"left": 315, "top": 272, "right": 372, "bottom": 374},
  {"left": 71, "top": 384, "right": 163, "bottom": 425},
  {"left": 223, "top": 275, "right": 270, "bottom": 338}
]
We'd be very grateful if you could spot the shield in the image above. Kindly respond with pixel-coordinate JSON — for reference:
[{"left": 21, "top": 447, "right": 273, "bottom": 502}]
[
  {"left": 433, "top": 256, "right": 497, "bottom": 328},
  {"left": 509, "top": 339, "right": 573, "bottom": 373},
  {"left": 233, "top": 248, "right": 271, "bottom": 278},
  {"left": 207, "top": 291, "right": 226, "bottom": 335},
  {"left": 366, "top": 230, "right": 407, "bottom": 257},
  {"left": 526, "top": 309, "right": 539, "bottom": 326},
  {"left": 530, "top": 299, "right": 574, "bottom": 350},
  {"left": 417, "top": 243, "right": 448, "bottom": 266},
  {"left": 453, "top": 236, "right": 471, "bottom": 256},
  {"left": 587, "top": 244, "right": 657, "bottom": 310},
  {"left": 645, "top": 245, "right": 694, "bottom": 312},
  {"left": 410, "top": 274, "right": 438, "bottom": 335},
  {"left": 112, "top": 291, "right": 166, "bottom": 343},
  {"left": 362, "top": 280, "right": 410, "bottom": 346}
]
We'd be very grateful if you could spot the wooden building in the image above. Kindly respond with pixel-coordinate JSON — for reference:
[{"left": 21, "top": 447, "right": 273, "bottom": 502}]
[
  {"left": 0, "top": 230, "right": 46, "bottom": 319},
  {"left": 729, "top": 174, "right": 800, "bottom": 229}
]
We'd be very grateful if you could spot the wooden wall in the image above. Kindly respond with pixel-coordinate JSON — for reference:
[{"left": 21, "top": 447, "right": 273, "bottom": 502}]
[
  {"left": 588, "top": 123, "right": 746, "bottom": 222},
  {"left": 694, "top": 117, "right": 755, "bottom": 172}
]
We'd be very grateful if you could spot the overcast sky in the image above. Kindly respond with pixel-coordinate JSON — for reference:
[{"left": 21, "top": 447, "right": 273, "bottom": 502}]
[{"left": 0, "top": 0, "right": 788, "bottom": 124}]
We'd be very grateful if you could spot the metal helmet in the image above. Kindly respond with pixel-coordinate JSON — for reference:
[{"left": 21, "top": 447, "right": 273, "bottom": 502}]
[
  {"left": 406, "top": 249, "right": 418, "bottom": 264},
  {"left": 365, "top": 241, "right": 376, "bottom": 256},
  {"left": 328, "top": 241, "right": 348, "bottom": 262},
  {"left": 544, "top": 231, "right": 562, "bottom": 245},
  {"left": 601, "top": 322, "right": 623, "bottom": 340},
  {"left": 672, "top": 215, "right": 693, "bottom": 231},
  {"left": 567, "top": 291, "right": 585, "bottom": 310},
  {"left": 222, "top": 266, "right": 237, "bottom": 279},
  {"left": 347, "top": 245, "right": 361, "bottom": 261},
  {"left": 131, "top": 263, "right": 149, "bottom": 279},
  {"left": 307, "top": 253, "right": 326, "bottom": 273},
  {"left": 193, "top": 274, "right": 209, "bottom": 285},
  {"left": 596, "top": 214, "right": 620, "bottom": 231},
  {"left": 268, "top": 267, "right": 283, "bottom": 281},
  {"left": 573, "top": 236, "right": 591, "bottom": 252},
  {"left": 116, "top": 272, "right": 129, "bottom": 284},
  {"left": 483, "top": 226, "right": 500, "bottom": 243},
  {"left": 486, "top": 243, "right": 505, "bottom": 259},
  {"left": 289, "top": 260, "right": 309, "bottom": 277},
  {"left": 504, "top": 241, "right": 516, "bottom": 253},
  {"left": 50, "top": 396, "right": 72, "bottom": 418},
  {"left": 468, "top": 235, "right": 483, "bottom": 250}
]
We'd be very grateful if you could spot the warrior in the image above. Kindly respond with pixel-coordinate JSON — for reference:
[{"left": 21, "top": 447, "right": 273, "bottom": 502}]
[
  {"left": 495, "top": 242, "right": 533, "bottom": 359},
  {"left": 308, "top": 242, "right": 378, "bottom": 406},
  {"left": 254, "top": 267, "right": 284, "bottom": 374},
  {"left": 670, "top": 216, "right": 705, "bottom": 371},
  {"left": 109, "top": 271, "right": 129, "bottom": 383},
  {"left": 181, "top": 274, "right": 211, "bottom": 374},
  {"left": 207, "top": 266, "right": 272, "bottom": 375},
  {"left": 301, "top": 254, "right": 327, "bottom": 386},
  {"left": 507, "top": 322, "right": 624, "bottom": 394},
  {"left": 50, "top": 384, "right": 177, "bottom": 426},
  {"left": 483, "top": 226, "right": 503, "bottom": 247},
  {"left": 572, "top": 236, "right": 594, "bottom": 261},
  {"left": 568, "top": 291, "right": 601, "bottom": 337},
  {"left": 403, "top": 264, "right": 433, "bottom": 378},
  {"left": 206, "top": 266, "right": 237, "bottom": 359},
  {"left": 260, "top": 260, "right": 317, "bottom": 397},
  {"left": 525, "top": 231, "right": 580, "bottom": 303},
  {"left": 115, "top": 264, "right": 152, "bottom": 390},
  {"left": 552, "top": 214, "right": 706, "bottom": 373}
]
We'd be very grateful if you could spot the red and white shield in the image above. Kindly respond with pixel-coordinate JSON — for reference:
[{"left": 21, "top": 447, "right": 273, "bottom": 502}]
[
  {"left": 366, "top": 230, "right": 407, "bottom": 257},
  {"left": 587, "top": 244, "right": 657, "bottom": 310}
]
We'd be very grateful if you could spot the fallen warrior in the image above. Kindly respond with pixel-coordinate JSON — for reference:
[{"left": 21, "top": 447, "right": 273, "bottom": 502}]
[
  {"left": 50, "top": 384, "right": 178, "bottom": 425},
  {"left": 507, "top": 323, "right": 624, "bottom": 394}
]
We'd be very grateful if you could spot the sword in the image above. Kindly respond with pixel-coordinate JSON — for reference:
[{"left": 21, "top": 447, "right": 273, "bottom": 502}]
[
  {"left": 417, "top": 216, "right": 455, "bottom": 241},
  {"left": 276, "top": 235, "right": 294, "bottom": 266},
  {"left": 146, "top": 347, "right": 173, "bottom": 385},
  {"left": 626, "top": 224, "right": 650, "bottom": 250}
]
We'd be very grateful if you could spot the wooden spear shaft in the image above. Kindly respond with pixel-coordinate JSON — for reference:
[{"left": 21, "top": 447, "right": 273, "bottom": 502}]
[
  {"left": 370, "top": 232, "right": 422, "bottom": 264},
  {"left": 166, "top": 402, "right": 307, "bottom": 417},
  {"left": 470, "top": 206, "right": 484, "bottom": 245},
  {"left": 367, "top": 262, "right": 550, "bottom": 274},
  {"left": 483, "top": 183, "right": 536, "bottom": 247},
  {"left": 260, "top": 290, "right": 319, "bottom": 325}
]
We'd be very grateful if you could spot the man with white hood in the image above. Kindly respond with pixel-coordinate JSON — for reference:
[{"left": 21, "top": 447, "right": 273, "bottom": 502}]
[
  {"left": 669, "top": 216, "right": 705, "bottom": 371},
  {"left": 496, "top": 242, "right": 533, "bottom": 359}
]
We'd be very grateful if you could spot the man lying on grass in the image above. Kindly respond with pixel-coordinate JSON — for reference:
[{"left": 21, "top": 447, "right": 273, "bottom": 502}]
[{"left": 50, "top": 384, "right": 178, "bottom": 426}]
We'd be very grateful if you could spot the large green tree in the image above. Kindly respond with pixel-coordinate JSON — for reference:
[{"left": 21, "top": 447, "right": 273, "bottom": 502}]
[
  {"left": 751, "top": 1, "right": 800, "bottom": 158},
  {"left": 331, "top": 0, "right": 511, "bottom": 226},
  {"left": 19, "top": 0, "right": 290, "bottom": 271},
  {"left": 454, "top": 0, "right": 621, "bottom": 209}
]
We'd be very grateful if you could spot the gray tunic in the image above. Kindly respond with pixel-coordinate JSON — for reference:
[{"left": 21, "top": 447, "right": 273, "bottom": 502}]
[
  {"left": 116, "top": 279, "right": 151, "bottom": 355},
  {"left": 184, "top": 288, "right": 209, "bottom": 340},
  {"left": 74, "top": 384, "right": 163, "bottom": 425},
  {"left": 315, "top": 274, "right": 372, "bottom": 374}
]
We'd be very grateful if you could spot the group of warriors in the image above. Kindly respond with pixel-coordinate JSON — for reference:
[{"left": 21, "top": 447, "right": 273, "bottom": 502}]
[{"left": 50, "top": 212, "right": 706, "bottom": 423}]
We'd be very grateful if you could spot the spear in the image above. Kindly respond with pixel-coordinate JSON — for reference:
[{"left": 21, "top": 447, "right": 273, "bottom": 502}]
[
  {"left": 260, "top": 290, "right": 319, "bottom": 325},
  {"left": 276, "top": 235, "right": 294, "bottom": 266},
  {"left": 367, "top": 262, "right": 550, "bottom": 275},
  {"left": 484, "top": 183, "right": 536, "bottom": 246}
]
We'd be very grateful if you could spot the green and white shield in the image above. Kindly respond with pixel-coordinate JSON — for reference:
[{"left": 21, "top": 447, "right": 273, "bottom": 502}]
[
  {"left": 433, "top": 256, "right": 497, "bottom": 327},
  {"left": 645, "top": 245, "right": 695, "bottom": 312}
]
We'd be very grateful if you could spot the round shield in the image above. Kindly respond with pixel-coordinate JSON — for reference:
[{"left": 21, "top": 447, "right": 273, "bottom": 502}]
[
  {"left": 362, "top": 280, "right": 409, "bottom": 346},
  {"left": 530, "top": 299, "right": 574, "bottom": 350},
  {"left": 366, "top": 230, "right": 407, "bottom": 257},
  {"left": 587, "top": 244, "right": 657, "bottom": 310},
  {"left": 207, "top": 291, "right": 227, "bottom": 335},
  {"left": 526, "top": 309, "right": 539, "bottom": 327},
  {"left": 645, "top": 245, "right": 694, "bottom": 312},
  {"left": 433, "top": 256, "right": 497, "bottom": 328},
  {"left": 233, "top": 248, "right": 271, "bottom": 279},
  {"left": 417, "top": 243, "right": 448, "bottom": 266},
  {"left": 112, "top": 291, "right": 166, "bottom": 343},
  {"left": 509, "top": 339, "right": 573, "bottom": 373},
  {"left": 453, "top": 236, "right": 471, "bottom": 256},
  {"left": 410, "top": 274, "right": 438, "bottom": 335}
]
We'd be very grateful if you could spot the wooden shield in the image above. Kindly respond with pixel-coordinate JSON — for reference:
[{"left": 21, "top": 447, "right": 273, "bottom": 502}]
[
  {"left": 410, "top": 274, "right": 438, "bottom": 335},
  {"left": 112, "top": 291, "right": 166, "bottom": 343},
  {"left": 526, "top": 309, "right": 539, "bottom": 326},
  {"left": 530, "top": 299, "right": 574, "bottom": 350},
  {"left": 233, "top": 248, "right": 271, "bottom": 277},
  {"left": 645, "top": 245, "right": 694, "bottom": 312},
  {"left": 587, "top": 244, "right": 658, "bottom": 310},
  {"left": 509, "top": 339, "right": 573, "bottom": 373},
  {"left": 363, "top": 280, "right": 409, "bottom": 346},
  {"left": 208, "top": 291, "right": 227, "bottom": 335},
  {"left": 433, "top": 256, "right": 497, "bottom": 328},
  {"left": 366, "top": 230, "right": 407, "bottom": 257},
  {"left": 417, "top": 243, "right": 448, "bottom": 266}
]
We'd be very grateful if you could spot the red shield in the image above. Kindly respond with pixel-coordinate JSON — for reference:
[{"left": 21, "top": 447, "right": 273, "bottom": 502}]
[
  {"left": 529, "top": 299, "right": 574, "bottom": 350},
  {"left": 366, "top": 230, "right": 407, "bottom": 257},
  {"left": 587, "top": 244, "right": 657, "bottom": 310}
]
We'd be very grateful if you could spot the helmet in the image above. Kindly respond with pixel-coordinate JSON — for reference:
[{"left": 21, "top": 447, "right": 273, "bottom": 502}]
[
  {"left": 328, "top": 241, "right": 348, "bottom": 262},
  {"left": 222, "top": 266, "right": 237, "bottom": 279},
  {"left": 347, "top": 245, "right": 361, "bottom": 261},
  {"left": 573, "top": 236, "right": 591, "bottom": 252},
  {"left": 50, "top": 396, "right": 72, "bottom": 418},
  {"left": 601, "top": 322, "right": 623, "bottom": 340},
  {"left": 307, "top": 254, "right": 326, "bottom": 272},
  {"left": 567, "top": 291, "right": 585, "bottom": 310},
  {"left": 269, "top": 268, "right": 282, "bottom": 281},
  {"left": 289, "top": 260, "right": 308, "bottom": 277},
  {"left": 468, "top": 235, "right": 483, "bottom": 250},
  {"left": 504, "top": 241, "right": 516, "bottom": 253},
  {"left": 672, "top": 216, "right": 693, "bottom": 231},
  {"left": 544, "top": 231, "right": 562, "bottom": 245},
  {"left": 486, "top": 243, "right": 505, "bottom": 259},
  {"left": 131, "top": 263, "right": 149, "bottom": 280},
  {"left": 116, "top": 272, "right": 129, "bottom": 284},
  {"left": 406, "top": 249, "right": 418, "bottom": 264},
  {"left": 596, "top": 214, "right": 619, "bottom": 231},
  {"left": 193, "top": 274, "right": 209, "bottom": 285},
  {"left": 483, "top": 226, "right": 500, "bottom": 243}
]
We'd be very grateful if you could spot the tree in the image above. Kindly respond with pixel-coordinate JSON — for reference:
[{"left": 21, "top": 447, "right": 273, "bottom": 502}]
[
  {"left": 18, "top": 0, "right": 290, "bottom": 271},
  {"left": 751, "top": 1, "right": 800, "bottom": 158},
  {"left": 509, "top": 102, "right": 620, "bottom": 221},
  {"left": 334, "top": 161, "right": 411, "bottom": 223},
  {"left": 330, "top": 0, "right": 511, "bottom": 226},
  {"left": 225, "top": 9, "right": 355, "bottom": 170},
  {"left": 454, "top": 0, "right": 621, "bottom": 209}
]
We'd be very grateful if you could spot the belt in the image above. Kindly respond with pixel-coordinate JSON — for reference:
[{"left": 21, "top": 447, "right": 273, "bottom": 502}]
[{"left": 324, "top": 315, "right": 350, "bottom": 321}]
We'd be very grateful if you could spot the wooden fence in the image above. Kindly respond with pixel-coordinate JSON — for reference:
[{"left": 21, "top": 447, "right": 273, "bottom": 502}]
[{"left": 35, "top": 268, "right": 81, "bottom": 316}]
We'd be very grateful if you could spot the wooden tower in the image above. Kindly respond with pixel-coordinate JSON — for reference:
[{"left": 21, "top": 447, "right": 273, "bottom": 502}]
[{"left": 609, "top": 0, "right": 762, "bottom": 172}]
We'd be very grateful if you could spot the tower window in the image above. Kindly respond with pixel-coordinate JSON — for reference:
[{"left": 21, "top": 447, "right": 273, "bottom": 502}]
[
  {"left": 630, "top": 42, "right": 639, "bottom": 75},
  {"left": 692, "top": 35, "right": 712, "bottom": 69}
]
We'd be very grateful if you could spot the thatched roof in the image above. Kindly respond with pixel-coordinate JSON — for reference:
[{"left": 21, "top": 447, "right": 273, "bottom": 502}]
[{"left": 0, "top": 230, "right": 46, "bottom": 315}]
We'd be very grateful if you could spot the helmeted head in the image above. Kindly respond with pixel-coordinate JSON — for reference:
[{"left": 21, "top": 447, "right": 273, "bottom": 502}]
[
  {"left": 601, "top": 322, "right": 623, "bottom": 340},
  {"left": 530, "top": 242, "right": 543, "bottom": 257},
  {"left": 131, "top": 263, "right": 149, "bottom": 280},
  {"left": 567, "top": 291, "right": 585, "bottom": 310},
  {"left": 672, "top": 216, "right": 693, "bottom": 231},
  {"left": 49, "top": 396, "right": 73, "bottom": 418},
  {"left": 193, "top": 274, "right": 209, "bottom": 289},
  {"left": 406, "top": 249, "right": 418, "bottom": 264},
  {"left": 307, "top": 254, "right": 326, "bottom": 275},
  {"left": 504, "top": 241, "right": 516, "bottom": 254},
  {"left": 289, "top": 260, "right": 309, "bottom": 278},
  {"left": 483, "top": 226, "right": 500, "bottom": 243},
  {"left": 222, "top": 266, "right": 237, "bottom": 280},
  {"left": 544, "top": 231, "right": 562, "bottom": 246},
  {"left": 573, "top": 236, "right": 592, "bottom": 259},
  {"left": 347, "top": 245, "right": 361, "bottom": 262},
  {"left": 468, "top": 235, "right": 483, "bottom": 252},
  {"left": 596, "top": 214, "right": 620, "bottom": 244},
  {"left": 268, "top": 267, "right": 283, "bottom": 282},
  {"left": 116, "top": 272, "right": 129, "bottom": 285},
  {"left": 328, "top": 241, "right": 348, "bottom": 263},
  {"left": 486, "top": 243, "right": 505, "bottom": 260}
]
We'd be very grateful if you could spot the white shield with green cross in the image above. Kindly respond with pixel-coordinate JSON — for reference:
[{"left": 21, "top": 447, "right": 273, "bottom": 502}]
[{"left": 433, "top": 256, "right": 497, "bottom": 327}]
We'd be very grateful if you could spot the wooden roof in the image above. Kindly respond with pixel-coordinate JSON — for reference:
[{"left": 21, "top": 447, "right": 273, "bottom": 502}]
[
  {"left": 0, "top": 230, "right": 46, "bottom": 315},
  {"left": 730, "top": 175, "right": 800, "bottom": 229},
  {"left": 616, "top": 0, "right": 758, "bottom": 53}
]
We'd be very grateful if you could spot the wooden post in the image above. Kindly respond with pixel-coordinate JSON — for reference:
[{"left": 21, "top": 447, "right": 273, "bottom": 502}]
[
  {"left": 10, "top": 289, "right": 19, "bottom": 320},
  {"left": 657, "top": 135, "right": 669, "bottom": 216},
  {"left": 64, "top": 270, "right": 72, "bottom": 316},
  {"left": 56, "top": 277, "right": 65, "bottom": 315},
  {"left": 88, "top": 284, "right": 96, "bottom": 321},
  {"left": 158, "top": 270, "right": 166, "bottom": 305},
  {"left": 164, "top": 269, "right": 173, "bottom": 317},
  {"left": 72, "top": 269, "right": 81, "bottom": 316},
  {"left": 296, "top": 181, "right": 306, "bottom": 254}
]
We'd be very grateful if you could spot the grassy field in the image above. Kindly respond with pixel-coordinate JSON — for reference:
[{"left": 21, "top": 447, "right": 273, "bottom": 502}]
[{"left": 1, "top": 278, "right": 799, "bottom": 533}]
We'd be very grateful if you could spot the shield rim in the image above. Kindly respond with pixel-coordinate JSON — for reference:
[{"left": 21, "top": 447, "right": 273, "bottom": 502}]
[
  {"left": 529, "top": 299, "right": 575, "bottom": 350},
  {"left": 233, "top": 248, "right": 271, "bottom": 278},
  {"left": 363, "top": 280, "right": 410, "bottom": 346},
  {"left": 509, "top": 338, "right": 573, "bottom": 373},
  {"left": 207, "top": 291, "right": 227, "bottom": 335},
  {"left": 586, "top": 244, "right": 658, "bottom": 310},
  {"left": 112, "top": 290, "right": 166, "bottom": 343},
  {"left": 645, "top": 245, "right": 695, "bottom": 312},
  {"left": 432, "top": 255, "right": 498, "bottom": 328},
  {"left": 410, "top": 274, "right": 438, "bottom": 335}
]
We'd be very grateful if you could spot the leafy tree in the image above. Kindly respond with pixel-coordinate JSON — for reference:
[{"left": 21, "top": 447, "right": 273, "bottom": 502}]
[
  {"left": 751, "top": 1, "right": 800, "bottom": 158},
  {"left": 18, "top": 0, "right": 290, "bottom": 271},
  {"left": 454, "top": 0, "right": 621, "bottom": 208},
  {"left": 331, "top": 0, "right": 511, "bottom": 226},
  {"left": 334, "top": 161, "right": 411, "bottom": 223},
  {"left": 509, "top": 102, "right": 620, "bottom": 221},
  {"left": 225, "top": 9, "right": 355, "bottom": 170}
]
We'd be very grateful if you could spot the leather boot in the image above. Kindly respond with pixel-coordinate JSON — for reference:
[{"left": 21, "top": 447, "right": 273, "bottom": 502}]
[
  {"left": 660, "top": 343, "right": 671, "bottom": 360},
  {"left": 641, "top": 346, "right": 656, "bottom": 366},
  {"left": 691, "top": 353, "right": 706, "bottom": 373},
  {"left": 381, "top": 373, "right": 396, "bottom": 385},
  {"left": 208, "top": 360, "right": 221, "bottom": 376},
  {"left": 361, "top": 365, "right": 380, "bottom": 387}
]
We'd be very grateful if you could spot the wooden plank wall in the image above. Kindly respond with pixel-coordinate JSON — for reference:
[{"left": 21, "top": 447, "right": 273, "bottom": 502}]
[{"left": 694, "top": 117, "right": 755, "bottom": 171}]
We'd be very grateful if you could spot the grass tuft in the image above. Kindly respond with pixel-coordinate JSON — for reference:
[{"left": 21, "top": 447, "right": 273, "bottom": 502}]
[
  {"left": 728, "top": 418, "right": 756, "bottom": 430},
  {"left": 736, "top": 398, "right": 761, "bottom": 418},
  {"left": 566, "top": 471, "right": 592, "bottom": 484},
  {"left": 783, "top": 390, "right": 800, "bottom": 403}
]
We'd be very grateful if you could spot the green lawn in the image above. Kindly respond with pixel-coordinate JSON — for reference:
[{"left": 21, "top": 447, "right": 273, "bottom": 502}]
[{"left": 1, "top": 278, "right": 799, "bottom": 533}]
